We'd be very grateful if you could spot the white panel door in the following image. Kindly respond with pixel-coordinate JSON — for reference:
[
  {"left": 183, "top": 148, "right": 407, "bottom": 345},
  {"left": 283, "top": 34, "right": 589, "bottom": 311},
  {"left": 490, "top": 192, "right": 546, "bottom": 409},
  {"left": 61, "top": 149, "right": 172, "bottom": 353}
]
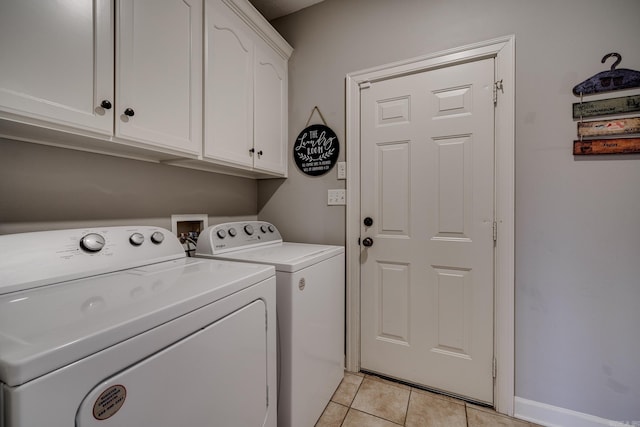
[
  {"left": 116, "top": 0, "right": 202, "bottom": 155},
  {"left": 204, "top": 0, "right": 254, "bottom": 167},
  {"left": 253, "top": 38, "right": 287, "bottom": 175},
  {"left": 360, "top": 58, "right": 495, "bottom": 403},
  {"left": 0, "top": 0, "right": 113, "bottom": 134}
]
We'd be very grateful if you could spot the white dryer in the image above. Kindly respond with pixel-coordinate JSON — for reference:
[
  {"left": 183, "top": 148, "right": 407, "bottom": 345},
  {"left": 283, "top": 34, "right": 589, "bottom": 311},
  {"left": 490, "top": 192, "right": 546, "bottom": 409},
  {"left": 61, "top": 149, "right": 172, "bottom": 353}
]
[
  {"left": 196, "top": 221, "right": 345, "bottom": 427},
  {"left": 0, "top": 226, "right": 277, "bottom": 427}
]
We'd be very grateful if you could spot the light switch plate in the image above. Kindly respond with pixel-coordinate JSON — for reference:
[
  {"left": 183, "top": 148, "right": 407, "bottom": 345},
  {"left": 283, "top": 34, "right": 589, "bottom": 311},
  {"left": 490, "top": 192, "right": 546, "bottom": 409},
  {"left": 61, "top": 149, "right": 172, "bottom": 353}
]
[
  {"left": 337, "top": 161, "right": 346, "bottom": 180},
  {"left": 328, "top": 189, "right": 346, "bottom": 205}
]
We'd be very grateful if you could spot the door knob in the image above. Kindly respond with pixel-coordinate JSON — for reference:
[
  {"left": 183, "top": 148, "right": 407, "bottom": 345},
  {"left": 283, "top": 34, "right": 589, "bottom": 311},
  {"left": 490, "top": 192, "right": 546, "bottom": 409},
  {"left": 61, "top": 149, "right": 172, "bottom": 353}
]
[
  {"left": 362, "top": 237, "right": 374, "bottom": 247},
  {"left": 363, "top": 217, "right": 373, "bottom": 227}
]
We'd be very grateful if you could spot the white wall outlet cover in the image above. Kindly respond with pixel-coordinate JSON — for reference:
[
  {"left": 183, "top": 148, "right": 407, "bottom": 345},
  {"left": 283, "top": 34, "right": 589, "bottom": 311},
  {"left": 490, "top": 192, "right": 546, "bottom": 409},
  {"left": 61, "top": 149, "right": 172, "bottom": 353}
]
[{"left": 328, "top": 189, "right": 346, "bottom": 205}]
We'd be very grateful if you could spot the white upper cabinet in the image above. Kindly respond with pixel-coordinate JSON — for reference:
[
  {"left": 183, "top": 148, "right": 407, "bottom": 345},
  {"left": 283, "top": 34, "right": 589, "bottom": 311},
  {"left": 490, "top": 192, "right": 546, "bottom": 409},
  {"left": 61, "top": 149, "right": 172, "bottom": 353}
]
[
  {"left": 253, "top": 38, "right": 287, "bottom": 174},
  {"left": 0, "top": 0, "right": 290, "bottom": 178},
  {"left": 0, "top": 0, "right": 202, "bottom": 157},
  {"left": 116, "top": 0, "right": 202, "bottom": 155},
  {"left": 204, "top": 0, "right": 292, "bottom": 177},
  {"left": 0, "top": 0, "right": 114, "bottom": 135},
  {"left": 205, "top": 0, "right": 255, "bottom": 168}
]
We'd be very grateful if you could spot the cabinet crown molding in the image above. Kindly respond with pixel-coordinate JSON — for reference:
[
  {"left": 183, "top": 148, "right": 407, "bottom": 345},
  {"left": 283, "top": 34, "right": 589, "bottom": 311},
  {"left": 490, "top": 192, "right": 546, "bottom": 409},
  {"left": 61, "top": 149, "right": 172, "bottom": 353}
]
[{"left": 222, "top": 0, "right": 293, "bottom": 59}]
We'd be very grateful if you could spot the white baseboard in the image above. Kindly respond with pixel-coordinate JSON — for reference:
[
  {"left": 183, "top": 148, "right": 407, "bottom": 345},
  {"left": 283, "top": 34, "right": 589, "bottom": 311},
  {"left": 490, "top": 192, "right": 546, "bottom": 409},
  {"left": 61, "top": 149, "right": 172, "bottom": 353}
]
[{"left": 514, "top": 397, "right": 636, "bottom": 427}]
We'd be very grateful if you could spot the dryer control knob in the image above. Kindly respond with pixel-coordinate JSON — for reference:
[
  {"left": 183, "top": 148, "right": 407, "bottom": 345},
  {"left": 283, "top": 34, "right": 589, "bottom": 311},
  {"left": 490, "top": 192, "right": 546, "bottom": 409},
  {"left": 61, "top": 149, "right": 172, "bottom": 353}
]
[
  {"left": 217, "top": 229, "right": 227, "bottom": 239},
  {"left": 268, "top": 225, "right": 275, "bottom": 233},
  {"left": 228, "top": 227, "right": 237, "bottom": 237},
  {"left": 260, "top": 225, "right": 268, "bottom": 233},
  {"left": 244, "top": 224, "right": 254, "bottom": 235},
  {"left": 129, "top": 233, "right": 144, "bottom": 246},
  {"left": 80, "top": 233, "right": 105, "bottom": 252},
  {"left": 150, "top": 231, "right": 165, "bottom": 244}
]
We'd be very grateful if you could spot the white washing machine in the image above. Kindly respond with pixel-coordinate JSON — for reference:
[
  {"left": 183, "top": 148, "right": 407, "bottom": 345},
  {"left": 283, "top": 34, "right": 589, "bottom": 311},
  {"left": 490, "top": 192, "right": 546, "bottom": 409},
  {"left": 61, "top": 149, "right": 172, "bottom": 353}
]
[
  {"left": 0, "top": 226, "right": 277, "bottom": 427},
  {"left": 196, "top": 221, "right": 345, "bottom": 427}
]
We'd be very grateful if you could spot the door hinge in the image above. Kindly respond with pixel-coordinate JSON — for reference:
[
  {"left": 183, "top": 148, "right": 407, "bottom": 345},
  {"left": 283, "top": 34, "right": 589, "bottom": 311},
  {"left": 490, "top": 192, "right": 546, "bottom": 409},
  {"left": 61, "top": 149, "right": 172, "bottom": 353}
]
[
  {"left": 359, "top": 80, "right": 371, "bottom": 90},
  {"left": 492, "top": 357, "right": 497, "bottom": 379},
  {"left": 492, "top": 221, "right": 498, "bottom": 243},
  {"left": 493, "top": 79, "right": 503, "bottom": 105}
]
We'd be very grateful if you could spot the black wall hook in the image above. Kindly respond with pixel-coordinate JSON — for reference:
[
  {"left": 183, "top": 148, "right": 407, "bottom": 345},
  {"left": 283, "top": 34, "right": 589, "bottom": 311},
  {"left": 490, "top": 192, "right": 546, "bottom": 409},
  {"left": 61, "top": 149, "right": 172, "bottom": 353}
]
[{"left": 601, "top": 52, "right": 621, "bottom": 70}]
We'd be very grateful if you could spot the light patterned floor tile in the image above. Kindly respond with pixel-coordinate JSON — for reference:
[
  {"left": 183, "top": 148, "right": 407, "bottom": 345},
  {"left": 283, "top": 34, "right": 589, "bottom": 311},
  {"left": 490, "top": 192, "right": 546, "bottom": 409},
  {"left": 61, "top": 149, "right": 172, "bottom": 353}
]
[
  {"left": 320, "top": 371, "right": 537, "bottom": 427},
  {"left": 365, "top": 373, "right": 412, "bottom": 391},
  {"left": 350, "top": 378, "right": 410, "bottom": 425},
  {"left": 331, "top": 372, "right": 364, "bottom": 406},
  {"left": 467, "top": 405, "right": 532, "bottom": 427},
  {"left": 410, "top": 386, "right": 467, "bottom": 405},
  {"left": 315, "top": 401, "right": 349, "bottom": 427},
  {"left": 405, "top": 391, "right": 467, "bottom": 427},
  {"left": 342, "top": 409, "right": 403, "bottom": 427}
]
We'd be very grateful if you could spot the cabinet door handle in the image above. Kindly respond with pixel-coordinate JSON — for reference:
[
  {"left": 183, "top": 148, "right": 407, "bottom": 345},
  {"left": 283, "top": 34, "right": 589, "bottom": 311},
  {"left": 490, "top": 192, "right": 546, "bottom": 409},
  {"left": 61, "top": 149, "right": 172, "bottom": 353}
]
[
  {"left": 124, "top": 108, "right": 135, "bottom": 117},
  {"left": 249, "top": 148, "right": 255, "bottom": 155},
  {"left": 100, "top": 100, "right": 112, "bottom": 110},
  {"left": 257, "top": 150, "right": 263, "bottom": 157}
]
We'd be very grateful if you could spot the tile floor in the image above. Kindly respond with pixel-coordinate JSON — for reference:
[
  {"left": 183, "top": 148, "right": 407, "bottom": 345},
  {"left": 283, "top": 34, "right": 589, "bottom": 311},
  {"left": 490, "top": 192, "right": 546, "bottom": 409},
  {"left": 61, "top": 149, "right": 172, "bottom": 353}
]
[{"left": 315, "top": 372, "right": 540, "bottom": 427}]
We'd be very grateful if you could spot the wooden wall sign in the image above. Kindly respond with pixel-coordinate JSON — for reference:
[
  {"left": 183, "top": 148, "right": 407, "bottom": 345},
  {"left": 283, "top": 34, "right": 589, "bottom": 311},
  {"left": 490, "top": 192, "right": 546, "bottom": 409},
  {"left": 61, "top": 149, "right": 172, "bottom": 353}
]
[
  {"left": 573, "top": 94, "right": 640, "bottom": 119},
  {"left": 293, "top": 124, "right": 340, "bottom": 176},
  {"left": 578, "top": 117, "right": 640, "bottom": 137},
  {"left": 573, "top": 138, "right": 640, "bottom": 155}
]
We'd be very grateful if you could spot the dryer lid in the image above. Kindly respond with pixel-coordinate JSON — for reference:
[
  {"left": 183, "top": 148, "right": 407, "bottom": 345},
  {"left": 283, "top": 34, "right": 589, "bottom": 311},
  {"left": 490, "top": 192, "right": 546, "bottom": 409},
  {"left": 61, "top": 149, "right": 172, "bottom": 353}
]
[
  {"left": 0, "top": 258, "right": 274, "bottom": 387},
  {"left": 210, "top": 242, "right": 344, "bottom": 272}
]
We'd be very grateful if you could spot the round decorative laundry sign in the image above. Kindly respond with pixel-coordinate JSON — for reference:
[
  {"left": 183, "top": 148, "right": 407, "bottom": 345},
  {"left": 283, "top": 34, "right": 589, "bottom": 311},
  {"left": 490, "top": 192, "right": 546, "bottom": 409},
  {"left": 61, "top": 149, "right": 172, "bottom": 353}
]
[{"left": 293, "top": 124, "right": 339, "bottom": 176}]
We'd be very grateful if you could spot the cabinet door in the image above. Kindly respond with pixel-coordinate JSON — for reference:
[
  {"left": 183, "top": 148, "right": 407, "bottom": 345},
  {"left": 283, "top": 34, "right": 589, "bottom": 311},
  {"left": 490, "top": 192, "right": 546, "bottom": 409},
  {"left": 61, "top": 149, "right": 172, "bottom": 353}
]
[
  {"left": 203, "top": 0, "right": 254, "bottom": 168},
  {"left": 116, "top": 0, "right": 202, "bottom": 155},
  {"left": 0, "top": 0, "right": 113, "bottom": 134},
  {"left": 254, "top": 40, "right": 287, "bottom": 175}
]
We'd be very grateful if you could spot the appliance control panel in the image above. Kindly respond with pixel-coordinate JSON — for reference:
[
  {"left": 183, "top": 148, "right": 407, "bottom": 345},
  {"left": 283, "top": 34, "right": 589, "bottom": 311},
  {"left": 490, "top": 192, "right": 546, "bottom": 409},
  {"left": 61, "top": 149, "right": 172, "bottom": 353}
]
[
  {"left": 197, "top": 221, "right": 282, "bottom": 255},
  {"left": 0, "top": 226, "right": 185, "bottom": 294}
]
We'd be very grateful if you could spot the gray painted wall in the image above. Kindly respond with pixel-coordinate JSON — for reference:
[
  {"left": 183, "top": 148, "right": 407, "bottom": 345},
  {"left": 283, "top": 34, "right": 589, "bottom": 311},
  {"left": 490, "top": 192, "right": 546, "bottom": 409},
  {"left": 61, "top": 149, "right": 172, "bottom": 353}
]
[
  {"left": 260, "top": 0, "right": 640, "bottom": 421},
  {"left": 0, "top": 138, "right": 258, "bottom": 234}
]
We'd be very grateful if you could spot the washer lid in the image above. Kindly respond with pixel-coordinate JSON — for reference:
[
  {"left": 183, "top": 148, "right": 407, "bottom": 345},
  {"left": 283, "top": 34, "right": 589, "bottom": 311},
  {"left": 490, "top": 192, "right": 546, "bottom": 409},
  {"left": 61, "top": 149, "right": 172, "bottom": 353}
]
[
  {"left": 0, "top": 258, "right": 274, "bottom": 387},
  {"left": 210, "top": 242, "right": 344, "bottom": 272}
]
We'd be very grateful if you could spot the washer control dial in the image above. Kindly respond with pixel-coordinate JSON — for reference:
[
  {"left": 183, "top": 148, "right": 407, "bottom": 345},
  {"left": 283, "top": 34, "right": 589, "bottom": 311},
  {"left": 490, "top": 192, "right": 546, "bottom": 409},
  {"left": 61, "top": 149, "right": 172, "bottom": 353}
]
[
  {"left": 268, "top": 224, "right": 275, "bottom": 233},
  {"left": 260, "top": 225, "right": 268, "bottom": 233},
  {"left": 80, "top": 233, "right": 106, "bottom": 252},
  {"left": 150, "top": 231, "right": 165, "bottom": 244},
  {"left": 244, "top": 224, "right": 254, "bottom": 235},
  {"left": 129, "top": 233, "right": 144, "bottom": 246},
  {"left": 217, "top": 229, "right": 227, "bottom": 239},
  {"left": 228, "top": 227, "right": 237, "bottom": 237}
]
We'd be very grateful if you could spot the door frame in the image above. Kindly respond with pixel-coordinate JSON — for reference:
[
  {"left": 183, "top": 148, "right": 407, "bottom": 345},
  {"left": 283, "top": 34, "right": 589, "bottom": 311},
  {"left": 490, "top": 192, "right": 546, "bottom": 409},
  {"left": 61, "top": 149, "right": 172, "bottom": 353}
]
[{"left": 345, "top": 35, "right": 515, "bottom": 415}]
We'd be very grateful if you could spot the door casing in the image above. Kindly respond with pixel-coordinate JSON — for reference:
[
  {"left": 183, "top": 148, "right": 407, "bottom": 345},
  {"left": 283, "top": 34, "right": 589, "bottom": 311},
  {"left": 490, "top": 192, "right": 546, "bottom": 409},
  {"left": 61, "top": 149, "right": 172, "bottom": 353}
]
[{"left": 345, "top": 35, "right": 515, "bottom": 415}]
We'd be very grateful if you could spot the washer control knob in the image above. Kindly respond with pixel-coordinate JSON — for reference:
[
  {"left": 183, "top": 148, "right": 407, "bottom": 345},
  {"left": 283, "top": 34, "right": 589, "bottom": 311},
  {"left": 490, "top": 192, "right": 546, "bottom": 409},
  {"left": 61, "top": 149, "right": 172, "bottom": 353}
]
[
  {"left": 260, "top": 225, "right": 268, "bottom": 233},
  {"left": 80, "top": 233, "right": 105, "bottom": 252},
  {"left": 129, "top": 233, "right": 144, "bottom": 246},
  {"left": 216, "top": 229, "right": 227, "bottom": 239},
  {"left": 150, "top": 231, "right": 165, "bottom": 244},
  {"left": 244, "top": 224, "right": 254, "bottom": 235},
  {"left": 228, "top": 227, "right": 237, "bottom": 237},
  {"left": 268, "top": 225, "right": 275, "bottom": 233}
]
